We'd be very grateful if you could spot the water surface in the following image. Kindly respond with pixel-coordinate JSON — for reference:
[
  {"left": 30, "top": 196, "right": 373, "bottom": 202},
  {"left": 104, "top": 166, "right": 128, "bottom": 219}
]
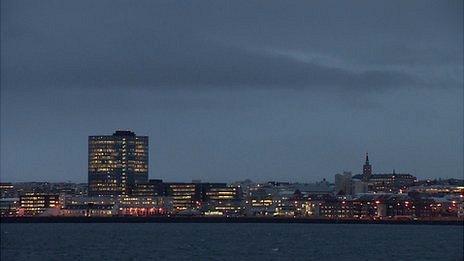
[{"left": 1, "top": 223, "right": 462, "bottom": 260}]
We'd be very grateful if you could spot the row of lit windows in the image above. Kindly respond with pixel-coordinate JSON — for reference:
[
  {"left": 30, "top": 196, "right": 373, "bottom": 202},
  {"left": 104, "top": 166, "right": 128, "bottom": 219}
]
[
  {"left": 89, "top": 161, "right": 147, "bottom": 166},
  {"left": 21, "top": 197, "right": 58, "bottom": 203},
  {"left": 90, "top": 151, "right": 146, "bottom": 156},
  {"left": 89, "top": 156, "right": 147, "bottom": 162},
  {"left": 89, "top": 168, "right": 148, "bottom": 172},
  {"left": 90, "top": 188, "right": 121, "bottom": 191},
  {"left": 173, "top": 195, "right": 193, "bottom": 199},
  {"left": 90, "top": 183, "right": 119, "bottom": 187},
  {"left": 88, "top": 180, "right": 118, "bottom": 186},
  {"left": 213, "top": 205, "right": 243, "bottom": 209},
  {"left": 207, "top": 191, "right": 236, "bottom": 194},
  {"left": 208, "top": 196, "right": 235, "bottom": 200},
  {"left": 90, "top": 142, "right": 147, "bottom": 147},
  {"left": 90, "top": 148, "right": 117, "bottom": 152},
  {"left": 89, "top": 162, "right": 119, "bottom": 166},
  {"left": 89, "top": 140, "right": 117, "bottom": 144}
]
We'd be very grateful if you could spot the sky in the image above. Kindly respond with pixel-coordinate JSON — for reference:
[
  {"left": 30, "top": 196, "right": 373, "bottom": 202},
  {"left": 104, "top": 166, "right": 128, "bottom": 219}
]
[{"left": 1, "top": 0, "right": 463, "bottom": 183}]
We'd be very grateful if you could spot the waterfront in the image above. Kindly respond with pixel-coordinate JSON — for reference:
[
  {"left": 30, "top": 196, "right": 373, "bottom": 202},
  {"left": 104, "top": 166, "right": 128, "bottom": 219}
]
[{"left": 1, "top": 223, "right": 463, "bottom": 260}]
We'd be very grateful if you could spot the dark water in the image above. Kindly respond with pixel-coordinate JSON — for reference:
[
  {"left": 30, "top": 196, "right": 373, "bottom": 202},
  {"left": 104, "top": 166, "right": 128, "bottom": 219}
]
[{"left": 1, "top": 223, "right": 463, "bottom": 261}]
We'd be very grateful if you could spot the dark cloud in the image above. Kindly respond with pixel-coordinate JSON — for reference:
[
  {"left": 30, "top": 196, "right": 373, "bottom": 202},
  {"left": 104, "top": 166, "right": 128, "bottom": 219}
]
[
  {"left": 4, "top": 39, "right": 417, "bottom": 90},
  {"left": 2, "top": 0, "right": 461, "bottom": 91},
  {"left": 1, "top": 0, "right": 462, "bottom": 182}
]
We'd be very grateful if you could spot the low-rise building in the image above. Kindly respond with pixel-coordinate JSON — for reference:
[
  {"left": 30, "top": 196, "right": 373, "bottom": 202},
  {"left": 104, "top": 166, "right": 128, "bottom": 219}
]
[
  {"left": 132, "top": 179, "right": 164, "bottom": 197},
  {"left": 165, "top": 183, "right": 201, "bottom": 211},
  {"left": 19, "top": 193, "right": 60, "bottom": 216},
  {"left": 0, "top": 183, "right": 16, "bottom": 198},
  {"left": 0, "top": 198, "right": 20, "bottom": 217},
  {"left": 61, "top": 203, "right": 117, "bottom": 217},
  {"left": 118, "top": 196, "right": 172, "bottom": 216},
  {"left": 202, "top": 186, "right": 243, "bottom": 216}
]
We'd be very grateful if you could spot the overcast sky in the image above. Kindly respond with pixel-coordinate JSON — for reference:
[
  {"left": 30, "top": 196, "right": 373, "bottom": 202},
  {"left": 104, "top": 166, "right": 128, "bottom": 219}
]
[{"left": 1, "top": 0, "right": 463, "bottom": 183}]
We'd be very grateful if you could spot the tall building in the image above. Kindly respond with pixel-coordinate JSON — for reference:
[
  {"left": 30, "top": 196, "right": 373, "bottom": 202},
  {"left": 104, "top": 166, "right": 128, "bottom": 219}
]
[
  {"left": 88, "top": 130, "right": 148, "bottom": 197},
  {"left": 362, "top": 153, "right": 372, "bottom": 181},
  {"left": 335, "top": 171, "right": 353, "bottom": 195}
]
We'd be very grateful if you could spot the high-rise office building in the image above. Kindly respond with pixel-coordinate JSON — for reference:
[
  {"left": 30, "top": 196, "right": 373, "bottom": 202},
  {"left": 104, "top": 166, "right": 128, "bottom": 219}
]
[{"left": 88, "top": 130, "right": 148, "bottom": 196}]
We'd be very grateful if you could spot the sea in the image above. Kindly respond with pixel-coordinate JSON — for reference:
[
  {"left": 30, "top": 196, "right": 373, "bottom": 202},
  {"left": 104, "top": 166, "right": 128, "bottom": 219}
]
[{"left": 1, "top": 223, "right": 463, "bottom": 261}]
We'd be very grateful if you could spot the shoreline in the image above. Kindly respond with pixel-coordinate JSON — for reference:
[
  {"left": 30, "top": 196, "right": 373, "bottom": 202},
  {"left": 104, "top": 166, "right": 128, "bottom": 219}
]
[{"left": 1, "top": 216, "right": 463, "bottom": 225}]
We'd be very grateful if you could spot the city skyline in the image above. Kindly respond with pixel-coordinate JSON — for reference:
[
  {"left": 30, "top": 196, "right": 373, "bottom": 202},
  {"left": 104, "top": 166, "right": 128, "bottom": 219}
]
[
  {"left": 0, "top": 129, "right": 453, "bottom": 183},
  {"left": 1, "top": 2, "right": 462, "bottom": 261},
  {"left": 0, "top": 128, "right": 460, "bottom": 183},
  {"left": 1, "top": 1, "right": 463, "bottom": 182}
]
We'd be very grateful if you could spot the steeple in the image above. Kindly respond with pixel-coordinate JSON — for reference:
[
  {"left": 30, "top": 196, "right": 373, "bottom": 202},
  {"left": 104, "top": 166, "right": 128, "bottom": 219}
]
[{"left": 362, "top": 152, "right": 372, "bottom": 182}]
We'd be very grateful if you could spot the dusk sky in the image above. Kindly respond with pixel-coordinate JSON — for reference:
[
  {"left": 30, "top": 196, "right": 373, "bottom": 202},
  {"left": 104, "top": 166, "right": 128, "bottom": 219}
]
[{"left": 1, "top": 0, "right": 462, "bottom": 183}]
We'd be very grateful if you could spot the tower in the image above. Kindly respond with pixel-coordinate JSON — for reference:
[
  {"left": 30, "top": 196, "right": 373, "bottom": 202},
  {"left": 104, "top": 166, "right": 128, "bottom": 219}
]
[
  {"left": 362, "top": 153, "right": 372, "bottom": 181},
  {"left": 88, "top": 130, "right": 149, "bottom": 196}
]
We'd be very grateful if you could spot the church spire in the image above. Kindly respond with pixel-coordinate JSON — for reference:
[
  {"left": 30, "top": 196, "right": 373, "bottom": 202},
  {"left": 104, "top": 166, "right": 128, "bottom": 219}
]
[{"left": 362, "top": 152, "right": 372, "bottom": 182}]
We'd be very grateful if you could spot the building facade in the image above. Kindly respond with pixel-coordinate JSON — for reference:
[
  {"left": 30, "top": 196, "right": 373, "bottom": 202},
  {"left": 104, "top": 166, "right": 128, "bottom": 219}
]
[
  {"left": 19, "top": 193, "right": 60, "bottom": 216},
  {"left": 0, "top": 198, "right": 20, "bottom": 217},
  {"left": 164, "top": 182, "right": 231, "bottom": 212},
  {"left": 335, "top": 172, "right": 353, "bottom": 195},
  {"left": 203, "top": 186, "right": 243, "bottom": 216},
  {"left": 88, "top": 130, "right": 148, "bottom": 197},
  {"left": 132, "top": 179, "right": 164, "bottom": 197}
]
